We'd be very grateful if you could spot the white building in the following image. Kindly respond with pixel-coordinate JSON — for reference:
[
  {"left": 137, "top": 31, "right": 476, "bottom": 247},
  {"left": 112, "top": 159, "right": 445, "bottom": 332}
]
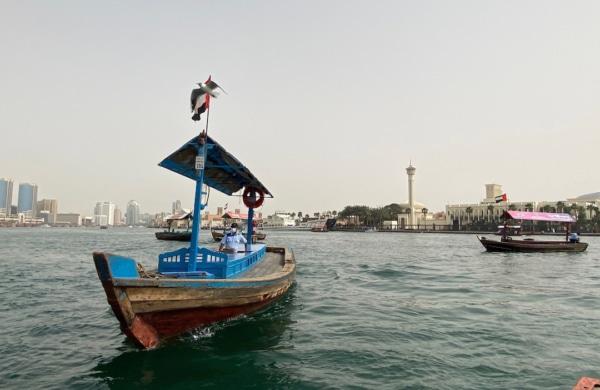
[
  {"left": 94, "top": 201, "right": 115, "bottom": 226},
  {"left": 264, "top": 211, "right": 296, "bottom": 227},
  {"left": 444, "top": 185, "right": 600, "bottom": 227}
]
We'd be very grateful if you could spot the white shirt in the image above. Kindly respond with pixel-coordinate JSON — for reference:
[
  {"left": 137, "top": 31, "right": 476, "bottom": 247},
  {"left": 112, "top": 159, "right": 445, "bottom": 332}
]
[{"left": 220, "top": 231, "right": 247, "bottom": 251}]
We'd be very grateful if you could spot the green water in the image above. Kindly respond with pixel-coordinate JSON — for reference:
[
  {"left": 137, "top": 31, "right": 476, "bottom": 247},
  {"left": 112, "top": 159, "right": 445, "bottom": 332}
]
[{"left": 1, "top": 228, "right": 599, "bottom": 389}]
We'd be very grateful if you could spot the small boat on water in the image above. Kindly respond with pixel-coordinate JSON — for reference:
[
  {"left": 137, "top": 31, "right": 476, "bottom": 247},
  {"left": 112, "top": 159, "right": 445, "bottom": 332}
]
[
  {"left": 155, "top": 212, "right": 192, "bottom": 242},
  {"left": 93, "top": 79, "right": 295, "bottom": 349},
  {"left": 478, "top": 210, "right": 588, "bottom": 252},
  {"left": 311, "top": 218, "right": 336, "bottom": 232}
]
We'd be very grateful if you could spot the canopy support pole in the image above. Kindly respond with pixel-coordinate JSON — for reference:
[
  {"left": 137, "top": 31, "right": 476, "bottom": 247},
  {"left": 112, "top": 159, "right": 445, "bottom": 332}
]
[
  {"left": 189, "top": 146, "right": 206, "bottom": 271},
  {"left": 189, "top": 96, "right": 211, "bottom": 271},
  {"left": 246, "top": 207, "right": 254, "bottom": 248}
]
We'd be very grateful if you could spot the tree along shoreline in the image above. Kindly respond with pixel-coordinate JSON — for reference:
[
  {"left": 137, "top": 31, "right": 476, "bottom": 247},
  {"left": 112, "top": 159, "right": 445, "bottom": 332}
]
[{"left": 337, "top": 203, "right": 600, "bottom": 234}]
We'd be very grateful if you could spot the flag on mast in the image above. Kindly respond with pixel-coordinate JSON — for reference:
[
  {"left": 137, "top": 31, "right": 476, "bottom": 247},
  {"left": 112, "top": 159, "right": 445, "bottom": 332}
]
[
  {"left": 190, "top": 76, "right": 225, "bottom": 121},
  {"left": 495, "top": 193, "right": 508, "bottom": 203}
]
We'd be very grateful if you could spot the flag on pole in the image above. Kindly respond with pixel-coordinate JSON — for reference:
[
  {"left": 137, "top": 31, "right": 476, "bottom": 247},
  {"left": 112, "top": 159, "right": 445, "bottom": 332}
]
[
  {"left": 495, "top": 193, "right": 507, "bottom": 203},
  {"left": 190, "top": 76, "right": 225, "bottom": 121}
]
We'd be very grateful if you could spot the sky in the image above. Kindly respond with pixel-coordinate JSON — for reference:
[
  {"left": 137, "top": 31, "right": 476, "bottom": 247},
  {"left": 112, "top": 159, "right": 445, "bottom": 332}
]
[{"left": 1, "top": 0, "right": 599, "bottom": 216}]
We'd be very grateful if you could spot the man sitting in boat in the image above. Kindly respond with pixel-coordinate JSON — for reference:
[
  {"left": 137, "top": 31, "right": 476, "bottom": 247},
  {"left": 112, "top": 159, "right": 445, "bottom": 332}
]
[
  {"left": 219, "top": 223, "right": 247, "bottom": 253},
  {"left": 569, "top": 232, "right": 580, "bottom": 243}
]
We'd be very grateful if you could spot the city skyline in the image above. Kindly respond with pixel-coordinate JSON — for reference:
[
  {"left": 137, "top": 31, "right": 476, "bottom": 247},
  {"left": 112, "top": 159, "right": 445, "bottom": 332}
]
[
  {"left": 2, "top": 2, "right": 599, "bottom": 215},
  {"left": 1, "top": 173, "right": 597, "bottom": 218}
]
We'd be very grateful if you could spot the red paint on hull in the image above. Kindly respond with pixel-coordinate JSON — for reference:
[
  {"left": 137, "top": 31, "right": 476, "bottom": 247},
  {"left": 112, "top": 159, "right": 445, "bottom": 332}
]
[{"left": 138, "top": 295, "right": 281, "bottom": 340}]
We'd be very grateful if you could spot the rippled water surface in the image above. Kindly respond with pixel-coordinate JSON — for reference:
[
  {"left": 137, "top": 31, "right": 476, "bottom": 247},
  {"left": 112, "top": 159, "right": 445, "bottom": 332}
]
[{"left": 1, "top": 228, "right": 600, "bottom": 389}]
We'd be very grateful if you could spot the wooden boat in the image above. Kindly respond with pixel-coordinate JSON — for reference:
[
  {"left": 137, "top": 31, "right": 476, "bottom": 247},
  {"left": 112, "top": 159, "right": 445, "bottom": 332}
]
[
  {"left": 93, "top": 246, "right": 295, "bottom": 349},
  {"left": 478, "top": 210, "right": 588, "bottom": 253},
  {"left": 155, "top": 231, "right": 192, "bottom": 241},
  {"left": 478, "top": 236, "right": 587, "bottom": 252},
  {"left": 155, "top": 212, "right": 192, "bottom": 241},
  {"left": 211, "top": 230, "right": 266, "bottom": 242},
  {"left": 93, "top": 79, "right": 295, "bottom": 349}
]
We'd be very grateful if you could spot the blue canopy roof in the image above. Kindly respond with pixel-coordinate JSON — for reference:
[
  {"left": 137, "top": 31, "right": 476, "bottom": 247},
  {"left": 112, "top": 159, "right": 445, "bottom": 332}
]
[{"left": 158, "top": 135, "right": 272, "bottom": 197}]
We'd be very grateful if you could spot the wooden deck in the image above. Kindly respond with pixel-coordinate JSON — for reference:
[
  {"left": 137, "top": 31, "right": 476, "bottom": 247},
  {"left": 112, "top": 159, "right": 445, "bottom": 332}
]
[{"left": 234, "top": 251, "right": 284, "bottom": 279}]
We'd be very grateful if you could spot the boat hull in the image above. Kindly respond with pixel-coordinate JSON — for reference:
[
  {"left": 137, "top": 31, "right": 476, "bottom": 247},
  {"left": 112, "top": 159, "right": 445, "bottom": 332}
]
[
  {"left": 478, "top": 236, "right": 588, "bottom": 252},
  {"left": 155, "top": 231, "right": 191, "bottom": 241},
  {"left": 93, "top": 247, "right": 294, "bottom": 349}
]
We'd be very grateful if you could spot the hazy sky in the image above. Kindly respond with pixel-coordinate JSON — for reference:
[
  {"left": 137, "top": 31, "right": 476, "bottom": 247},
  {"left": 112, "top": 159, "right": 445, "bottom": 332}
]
[{"left": 2, "top": 1, "right": 599, "bottom": 216}]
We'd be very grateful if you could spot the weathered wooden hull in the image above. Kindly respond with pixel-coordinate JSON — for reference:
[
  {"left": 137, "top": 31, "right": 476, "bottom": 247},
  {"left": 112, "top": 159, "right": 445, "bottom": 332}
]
[
  {"left": 211, "top": 231, "right": 266, "bottom": 242},
  {"left": 155, "top": 231, "right": 192, "bottom": 241},
  {"left": 93, "top": 247, "right": 295, "bottom": 349},
  {"left": 478, "top": 236, "right": 588, "bottom": 252}
]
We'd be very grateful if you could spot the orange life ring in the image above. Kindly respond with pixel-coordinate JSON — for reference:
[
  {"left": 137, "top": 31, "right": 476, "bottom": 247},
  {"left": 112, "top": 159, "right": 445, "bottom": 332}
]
[{"left": 242, "top": 186, "right": 265, "bottom": 209}]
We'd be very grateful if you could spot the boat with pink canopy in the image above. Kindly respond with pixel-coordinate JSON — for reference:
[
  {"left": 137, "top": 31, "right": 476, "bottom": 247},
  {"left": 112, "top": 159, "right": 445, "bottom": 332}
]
[{"left": 478, "top": 210, "right": 588, "bottom": 252}]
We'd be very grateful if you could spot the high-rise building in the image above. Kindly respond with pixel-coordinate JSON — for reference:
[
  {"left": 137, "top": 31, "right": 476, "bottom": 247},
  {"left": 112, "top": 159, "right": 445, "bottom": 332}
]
[
  {"left": 37, "top": 199, "right": 58, "bottom": 222},
  {"left": 94, "top": 201, "right": 115, "bottom": 226},
  {"left": 113, "top": 207, "right": 123, "bottom": 226},
  {"left": 172, "top": 200, "right": 182, "bottom": 214},
  {"left": 17, "top": 183, "right": 38, "bottom": 217},
  {"left": 0, "top": 178, "right": 13, "bottom": 216},
  {"left": 126, "top": 200, "right": 140, "bottom": 226}
]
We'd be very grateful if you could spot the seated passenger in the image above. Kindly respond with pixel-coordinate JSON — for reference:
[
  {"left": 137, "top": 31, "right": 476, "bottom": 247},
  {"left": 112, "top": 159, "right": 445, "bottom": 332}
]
[
  {"left": 219, "top": 223, "right": 247, "bottom": 253},
  {"left": 568, "top": 232, "right": 580, "bottom": 243}
]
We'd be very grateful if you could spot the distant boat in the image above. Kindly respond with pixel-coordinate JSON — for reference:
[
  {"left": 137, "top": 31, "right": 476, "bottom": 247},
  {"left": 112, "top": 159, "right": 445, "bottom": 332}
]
[
  {"left": 100, "top": 225, "right": 108, "bottom": 230},
  {"left": 478, "top": 211, "right": 588, "bottom": 253},
  {"left": 92, "top": 81, "right": 295, "bottom": 349},
  {"left": 155, "top": 212, "right": 192, "bottom": 242},
  {"left": 311, "top": 218, "right": 336, "bottom": 232},
  {"left": 155, "top": 231, "right": 192, "bottom": 241}
]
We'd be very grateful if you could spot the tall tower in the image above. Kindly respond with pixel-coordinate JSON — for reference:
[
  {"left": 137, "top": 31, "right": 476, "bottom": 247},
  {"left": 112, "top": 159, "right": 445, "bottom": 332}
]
[
  {"left": 17, "top": 183, "right": 38, "bottom": 217},
  {"left": 0, "top": 178, "right": 13, "bottom": 216},
  {"left": 406, "top": 163, "right": 416, "bottom": 228},
  {"left": 126, "top": 200, "right": 140, "bottom": 226}
]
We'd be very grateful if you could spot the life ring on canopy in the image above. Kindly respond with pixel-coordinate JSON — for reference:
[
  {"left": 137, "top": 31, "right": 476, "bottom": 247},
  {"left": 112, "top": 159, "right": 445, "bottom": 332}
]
[{"left": 242, "top": 186, "right": 265, "bottom": 209}]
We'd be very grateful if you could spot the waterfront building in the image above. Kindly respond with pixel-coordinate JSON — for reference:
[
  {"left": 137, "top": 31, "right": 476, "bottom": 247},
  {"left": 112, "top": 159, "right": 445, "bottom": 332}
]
[
  {"left": 446, "top": 184, "right": 523, "bottom": 228},
  {"left": 126, "top": 200, "right": 141, "bottom": 226},
  {"left": 37, "top": 199, "right": 58, "bottom": 223},
  {"left": 264, "top": 212, "right": 296, "bottom": 227},
  {"left": 94, "top": 201, "right": 115, "bottom": 226},
  {"left": 0, "top": 178, "right": 13, "bottom": 216},
  {"left": 113, "top": 207, "right": 123, "bottom": 226},
  {"left": 201, "top": 209, "right": 224, "bottom": 228},
  {"left": 82, "top": 216, "right": 94, "bottom": 226},
  {"left": 17, "top": 183, "right": 38, "bottom": 217},
  {"left": 56, "top": 213, "right": 81, "bottom": 227}
]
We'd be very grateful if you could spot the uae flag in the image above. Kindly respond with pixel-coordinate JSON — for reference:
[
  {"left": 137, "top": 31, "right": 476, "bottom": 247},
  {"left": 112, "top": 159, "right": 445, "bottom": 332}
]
[
  {"left": 190, "top": 76, "right": 224, "bottom": 121},
  {"left": 495, "top": 193, "right": 507, "bottom": 203}
]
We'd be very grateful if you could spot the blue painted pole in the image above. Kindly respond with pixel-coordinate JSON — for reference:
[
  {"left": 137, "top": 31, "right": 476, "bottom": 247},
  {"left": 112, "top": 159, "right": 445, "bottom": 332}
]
[
  {"left": 246, "top": 207, "right": 254, "bottom": 250},
  {"left": 189, "top": 143, "right": 207, "bottom": 271}
]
